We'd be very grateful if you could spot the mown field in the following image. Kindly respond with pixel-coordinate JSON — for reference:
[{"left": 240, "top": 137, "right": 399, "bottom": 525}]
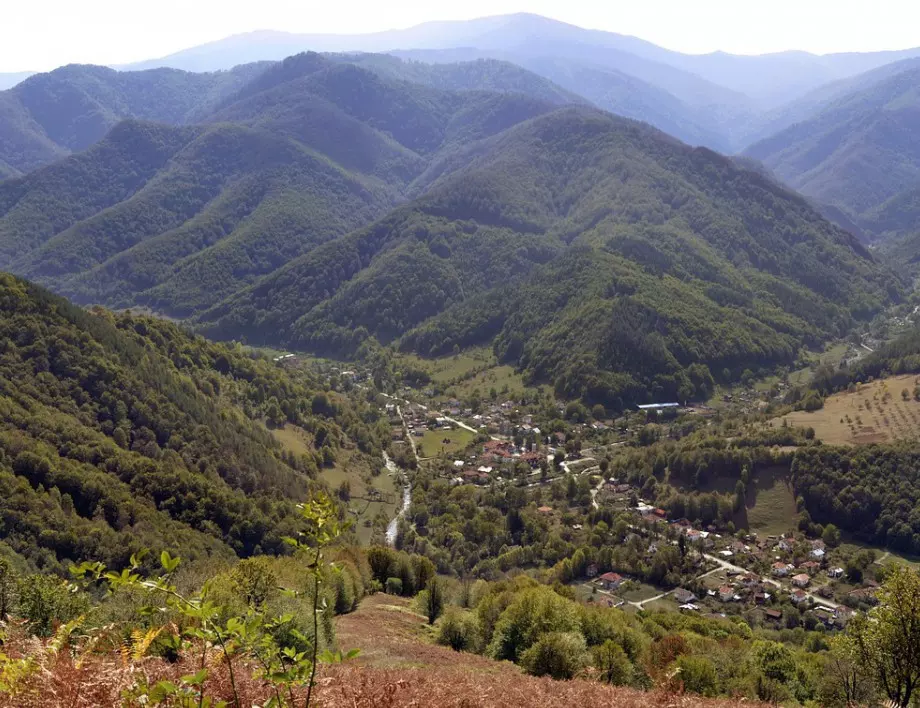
[
  {"left": 417, "top": 427, "right": 478, "bottom": 458},
  {"left": 396, "top": 348, "right": 547, "bottom": 402},
  {"left": 744, "top": 467, "right": 799, "bottom": 537},
  {"left": 778, "top": 374, "right": 920, "bottom": 444}
]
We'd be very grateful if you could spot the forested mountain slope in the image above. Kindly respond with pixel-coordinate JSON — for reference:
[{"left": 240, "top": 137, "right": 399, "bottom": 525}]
[
  {"left": 0, "top": 272, "right": 385, "bottom": 574},
  {"left": 745, "top": 66, "right": 920, "bottom": 237},
  {"left": 0, "top": 57, "right": 566, "bottom": 316},
  {"left": 0, "top": 63, "right": 267, "bottom": 174},
  {"left": 198, "top": 107, "right": 895, "bottom": 406}
]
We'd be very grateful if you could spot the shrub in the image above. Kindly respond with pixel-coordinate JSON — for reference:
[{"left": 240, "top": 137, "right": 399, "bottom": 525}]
[
  {"left": 676, "top": 655, "right": 719, "bottom": 696},
  {"left": 436, "top": 608, "right": 480, "bottom": 652},
  {"left": 385, "top": 577, "right": 403, "bottom": 595},
  {"left": 230, "top": 557, "right": 278, "bottom": 608},
  {"left": 593, "top": 640, "right": 633, "bottom": 685},
  {"left": 17, "top": 574, "right": 89, "bottom": 637},
  {"left": 519, "top": 631, "right": 590, "bottom": 680}
]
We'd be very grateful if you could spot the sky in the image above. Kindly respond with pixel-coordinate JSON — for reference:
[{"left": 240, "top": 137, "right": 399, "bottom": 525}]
[{"left": 2, "top": 0, "right": 920, "bottom": 72}]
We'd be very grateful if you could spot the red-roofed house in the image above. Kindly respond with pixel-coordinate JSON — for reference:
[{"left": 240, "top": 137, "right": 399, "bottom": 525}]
[
  {"left": 772, "top": 562, "right": 792, "bottom": 577},
  {"left": 599, "top": 572, "right": 624, "bottom": 590}
]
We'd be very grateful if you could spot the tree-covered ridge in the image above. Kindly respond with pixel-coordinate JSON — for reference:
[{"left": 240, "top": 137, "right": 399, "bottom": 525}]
[
  {"left": 745, "top": 65, "right": 920, "bottom": 240},
  {"left": 0, "top": 62, "right": 267, "bottom": 173},
  {"left": 0, "top": 57, "right": 570, "bottom": 317},
  {"left": 4, "top": 121, "right": 396, "bottom": 315},
  {"left": 335, "top": 55, "right": 586, "bottom": 108},
  {"left": 199, "top": 107, "right": 895, "bottom": 407},
  {"left": 0, "top": 272, "right": 386, "bottom": 574}
]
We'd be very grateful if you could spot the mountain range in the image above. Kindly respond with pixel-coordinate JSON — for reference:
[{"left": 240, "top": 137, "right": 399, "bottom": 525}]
[
  {"left": 0, "top": 13, "right": 918, "bottom": 405},
  {"left": 7, "top": 13, "right": 920, "bottom": 156},
  {"left": 0, "top": 46, "right": 899, "bottom": 407},
  {"left": 745, "top": 61, "right": 920, "bottom": 245}
]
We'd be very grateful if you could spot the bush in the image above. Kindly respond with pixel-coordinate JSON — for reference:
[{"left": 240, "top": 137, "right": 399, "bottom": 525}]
[
  {"left": 18, "top": 574, "right": 89, "bottom": 637},
  {"left": 676, "top": 655, "right": 719, "bottom": 696},
  {"left": 333, "top": 566, "right": 357, "bottom": 614},
  {"left": 230, "top": 557, "right": 278, "bottom": 608},
  {"left": 436, "top": 608, "right": 481, "bottom": 652},
  {"left": 425, "top": 576, "right": 445, "bottom": 625},
  {"left": 519, "top": 631, "right": 590, "bottom": 680},
  {"left": 593, "top": 640, "right": 633, "bottom": 685},
  {"left": 385, "top": 577, "right": 403, "bottom": 595}
]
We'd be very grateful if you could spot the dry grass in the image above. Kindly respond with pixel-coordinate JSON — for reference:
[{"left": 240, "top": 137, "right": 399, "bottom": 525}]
[
  {"left": 777, "top": 374, "right": 920, "bottom": 445},
  {"left": 0, "top": 596, "right": 763, "bottom": 707},
  {"left": 314, "top": 665, "right": 759, "bottom": 707}
]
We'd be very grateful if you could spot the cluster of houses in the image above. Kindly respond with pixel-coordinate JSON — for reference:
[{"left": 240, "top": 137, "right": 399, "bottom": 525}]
[
  {"left": 451, "top": 439, "right": 546, "bottom": 486},
  {"left": 437, "top": 398, "right": 538, "bottom": 439}
]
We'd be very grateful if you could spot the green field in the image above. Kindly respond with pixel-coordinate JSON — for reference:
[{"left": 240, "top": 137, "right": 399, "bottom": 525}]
[
  {"left": 417, "top": 427, "right": 478, "bottom": 458},
  {"left": 618, "top": 582, "right": 664, "bottom": 603},
  {"left": 271, "top": 423, "right": 400, "bottom": 543},
  {"left": 398, "top": 348, "right": 494, "bottom": 384},
  {"left": 744, "top": 467, "right": 798, "bottom": 537},
  {"left": 396, "top": 348, "right": 547, "bottom": 403}
]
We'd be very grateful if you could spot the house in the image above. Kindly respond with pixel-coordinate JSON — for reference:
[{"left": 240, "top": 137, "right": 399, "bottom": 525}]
[
  {"left": 792, "top": 574, "right": 811, "bottom": 588},
  {"left": 828, "top": 567, "right": 845, "bottom": 579},
  {"left": 848, "top": 587, "right": 879, "bottom": 604},
  {"left": 771, "top": 562, "right": 792, "bottom": 577},
  {"left": 799, "top": 561, "right": 821, "bottom": 573},
  {"left": 810, "top": 548, "right": 826, "bottom": 559},
  {"left": 673, "top": 588, "right": 697, "bottom": 604},
  {"left": 599, "top": 572, "right": 624, "bottom": 591},
  {"left": 763, "top": 609, "right": 782, "bottom": 622},
  {"left": 835, "top": 606, "right": 855, "bottom": 625},
  {"left": 791, "top": 589, "right": 809, "bottom": 605},
  {"left": 718, "top": 586, "right": 735, "bottom": 602},
  {"left": 754, "top": 591, "right": 771, "bottom": 605},
  {"left": 740, "top": 573, "right": 760, "bottom": 588},
  {"left": 778, "top": 537, "right": 795, "bottom": 552}
]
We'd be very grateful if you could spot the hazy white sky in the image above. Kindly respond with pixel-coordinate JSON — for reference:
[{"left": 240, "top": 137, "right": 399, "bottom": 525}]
[{"left": 3, "top": 0, "right": 919, "bottom": 72}]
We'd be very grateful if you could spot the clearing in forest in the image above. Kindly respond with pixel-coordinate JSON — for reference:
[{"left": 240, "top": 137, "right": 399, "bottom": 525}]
[{"left": 777, "top": 374, "right": 920, "bottom": 445}]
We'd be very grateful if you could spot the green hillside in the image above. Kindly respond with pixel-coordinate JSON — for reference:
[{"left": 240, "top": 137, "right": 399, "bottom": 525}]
[
  {"left": 0, "top": 60, "right": 565, "bottom": 316},
  {"left": 0, "top": 63, "right": 266, "bottom": 173},
  {"left": 745, "top": 66, "right": 920, "bottom": 237},
  {"left": 0, "top": 272, "right": 386, "bottom": 574},
  {"left": 198, "top": 107, "right": 896, "bottom": 406}
]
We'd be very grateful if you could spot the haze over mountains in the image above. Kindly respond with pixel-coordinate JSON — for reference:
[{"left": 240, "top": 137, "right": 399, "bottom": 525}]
[{"left": 6, "top": 13, "right": 920, "bottom": 155}]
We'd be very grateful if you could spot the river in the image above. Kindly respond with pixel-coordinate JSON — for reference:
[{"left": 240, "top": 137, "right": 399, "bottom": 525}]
[{"left": 384, "top": 451, "right": 411, "bottom": 545}]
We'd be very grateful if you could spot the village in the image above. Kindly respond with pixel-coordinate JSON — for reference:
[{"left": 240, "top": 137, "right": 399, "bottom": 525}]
[{"left": 379, "top": 389, "right": 886, "bottom": 636}]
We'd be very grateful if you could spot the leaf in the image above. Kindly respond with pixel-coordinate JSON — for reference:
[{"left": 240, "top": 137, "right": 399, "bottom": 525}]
[
  {"left": 181, "top": 668, "right": 209, "bottom": 686},
  {"left": 160, "top": 550, "right": 181, "bottom": 573}
]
